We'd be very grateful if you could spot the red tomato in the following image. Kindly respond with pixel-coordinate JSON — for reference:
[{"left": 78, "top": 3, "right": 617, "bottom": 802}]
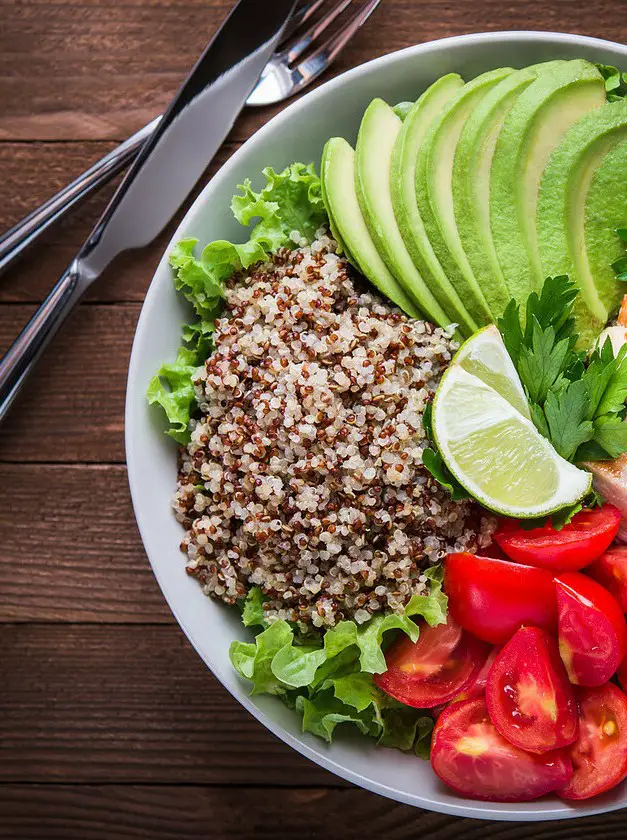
[
  {"left": 556, "top": 573, "right": 627, "bottom": 687},
  {"left": 450, "top": 647, "right": 499, "bottom": 704},
  {"left": 374, "top": 617, "right": 490, "bottom": 708},
  {"left": 558, "top": 683, "right": 627, "bottom": 800},
  {"left": 486, "top": 627, "right": 579, "bottom": 753},
  {"left": 494, "top": 505, "right": 621, "bottom": 572},
  {"left": 444, "top": 553, "right": 557, "bottom": 644},
  {"left": 431, "top": 697, "right": 573, "bottom": 802},
  {"left": 587, "top": 546, "right": 627, "bottom": 612},
  {"left": 431, "top": 648, "right": 499, "bottom": 720}
]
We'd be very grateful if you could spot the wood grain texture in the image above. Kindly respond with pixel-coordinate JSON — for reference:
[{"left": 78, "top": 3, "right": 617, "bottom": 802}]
[
  {"left": 0, "top": 305, "right": 137, "bottom": 463},
  {"left": 0, "top": 141, "right": 240, "bottom": 303},
  {"left": 0, "top": 465, "right": 170, "bottom": 623},
  {"left": 1, "top": 1, "right": 625, "bottom": 142},
  {"left": 2, "top": 0, "right": 627, "bottom": 836},
  {"left": 2, "top": 786, "right": 625, "bottom": 840},
  {"left": 0, "top": 623, "right": 340, "bottom": 786}
]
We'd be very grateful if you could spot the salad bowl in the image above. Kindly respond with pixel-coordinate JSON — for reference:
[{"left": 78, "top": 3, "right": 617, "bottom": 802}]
[{"left": 126, "top": 30, "right": 627, "bottom": 821}]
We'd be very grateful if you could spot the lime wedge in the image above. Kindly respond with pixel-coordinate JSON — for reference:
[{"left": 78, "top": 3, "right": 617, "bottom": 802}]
[
  {"left": 432, "top": 334, "right": 591, "bottom": 518},
  {"left": 453, "top": 324, "right": 530, "bottom": 419}
]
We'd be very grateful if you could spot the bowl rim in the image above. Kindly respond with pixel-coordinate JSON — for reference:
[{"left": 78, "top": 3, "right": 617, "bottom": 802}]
[{"left": 126, "top": 30, "right": 627, "bottom": 821}]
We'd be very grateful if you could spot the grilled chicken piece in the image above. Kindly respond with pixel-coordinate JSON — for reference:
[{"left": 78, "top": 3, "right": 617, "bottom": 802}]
[{"left": 587, "top": 456, "right": 627, "bottom": 543}]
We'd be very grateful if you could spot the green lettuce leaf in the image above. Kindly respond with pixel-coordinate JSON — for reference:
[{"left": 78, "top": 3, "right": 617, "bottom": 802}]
[
  {"left": 146, "top": 345, "right": 200, "bottom": 444},
  {"left": 150, "top": 162, "right": 328, "bottom": 442},
  {"left": 241, "top": 587, "right": 268, "bottom": 629},
  {"left": 295, "top": 692, "right": 377, "bottom": 743},
  {"left": 230, "top": 576, "right": 446, "bottom": 757}
]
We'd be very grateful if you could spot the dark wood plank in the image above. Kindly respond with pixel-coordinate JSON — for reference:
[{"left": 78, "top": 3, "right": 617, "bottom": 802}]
[
  {"left": 2, "top": 785, "right": 625, "bottom": 840},
  {"left": 0, "top": 0, "right": 625, "bottom": 143},
  {"left": 0, "top": 304, "right": 137, "bottom": 463},
  {"left": 0, "top": 140, "right": 241, "bottom": 303},
  {"left": 0, "top": 623, "right": 342, "bottom": 786},
  {"left": 0, "top": 464, "right": 171, "bottom": 623}
]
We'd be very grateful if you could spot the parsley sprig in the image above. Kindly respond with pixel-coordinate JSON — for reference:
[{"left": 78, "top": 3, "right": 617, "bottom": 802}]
[{"left": 498, "top": 275, "right": 627, "bottom": 463}]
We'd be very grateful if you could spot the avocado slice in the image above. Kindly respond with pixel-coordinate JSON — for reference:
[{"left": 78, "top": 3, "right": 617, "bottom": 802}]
[
  {"left": 452, "top": 61, "right": 566, "bottom": 318},
  {"left": 391, "top": 73, "right": 477, "bottom": 336},
  {"left": 585, "top": 140, "right": 627, "bottom": 319},
  {"left": 355, "top": 99, "right": 455, "bottom": 331},
  {"left": 415, "top": 68, "right": 514, "bottom": 326},
  {"left": 490, "top": 59, "right": 606, "bottom": 308},
  {"left": 537, "top": 100, "right": 627, "bottom": 346},
  {"left": 320, "top": 140, "right": 359, "bottom": 268},
  {"left": 322, "top": 137, "right": 423, "bottom": 318}
]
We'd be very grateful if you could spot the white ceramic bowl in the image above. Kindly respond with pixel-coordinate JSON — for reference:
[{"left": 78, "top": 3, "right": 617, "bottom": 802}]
[{"left": 126, "top": 32, "right": 627, "bottom": 821}]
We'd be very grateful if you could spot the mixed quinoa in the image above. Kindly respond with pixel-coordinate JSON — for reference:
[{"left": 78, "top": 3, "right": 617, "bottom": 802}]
[{"left": 173, "top": 232, "right": 493, "bottom": 628}]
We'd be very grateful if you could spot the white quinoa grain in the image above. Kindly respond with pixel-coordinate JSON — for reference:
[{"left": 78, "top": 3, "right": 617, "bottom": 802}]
[{"left": 173, "top": 232, "right": 490, "bottom": 627}]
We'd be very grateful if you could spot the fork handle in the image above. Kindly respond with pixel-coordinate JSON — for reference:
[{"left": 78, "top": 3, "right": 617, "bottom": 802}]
[
  {"left": 0, "top": 261, "right": 84, "bottom": 421},
  {"left": 0, "top": 117, "right": 161, "bottom": 277}
]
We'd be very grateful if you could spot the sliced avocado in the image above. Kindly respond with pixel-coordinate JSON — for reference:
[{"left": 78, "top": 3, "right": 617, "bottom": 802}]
[
  {"left": 355, "top": 99, "right": 455, "bottom": 331},
  {"left": 537, "top": 100, "right": 627, "bottom": 346},
  {"left": 490, "top": 59, "right": 606, "bottom": 308},
  {"left": 322, "top": 137, "right": 423, "bottom": 318},
  {"left": 391, "top": 73, "right": 477, "bottom": 336},
  {"left": 585, "top": 140, "right": 627, "bottom": 318},
  {"left": 415, "top": 68, "right": 514, "bottom": 326},
  {"left": 320, "top": 140, "right": 359, "bottom": 268},
  {"left": 452, "top": 61, "right": 566, "bottom": 318}
]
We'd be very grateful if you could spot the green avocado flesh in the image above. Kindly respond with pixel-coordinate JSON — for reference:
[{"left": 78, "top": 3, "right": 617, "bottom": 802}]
[
  {"left": 415, "top": 68, "right": 514, "bottom": 327},
  {"left": 538, "top": 100, "right": 627, "bottom": 346},
  {"left": 355, "top": 99, "right": 453, "bottom": 329},
  {"left": 490, "top": 59, "right": 606, "bottom": 308},
  {"left": 319, "top": 58, "right": 626, "bottom": 347},
  {"left": 320, "top": 140, "right": 359, "bottom": 269},
  {"left": 321, "top": 137, "right": 423, "bottom": 318},
  {"left": 452, "top": 61, "right": 566, "bottom": 318},
  {"left": 391, "top": 73, "right": 477, "bottom": 337}
]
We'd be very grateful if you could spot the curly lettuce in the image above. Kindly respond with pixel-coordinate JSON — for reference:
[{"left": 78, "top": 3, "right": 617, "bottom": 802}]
[
  {"left": 230, "top": 566, "right": 445, "bottom": 755},
  {"left": 148, "top": 162, "right": 327, "bottom": 442}
]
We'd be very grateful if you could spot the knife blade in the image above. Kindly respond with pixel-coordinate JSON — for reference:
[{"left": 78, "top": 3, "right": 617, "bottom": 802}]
[{"left": 0, "top": 0, "right": 298, "bottom": 420}]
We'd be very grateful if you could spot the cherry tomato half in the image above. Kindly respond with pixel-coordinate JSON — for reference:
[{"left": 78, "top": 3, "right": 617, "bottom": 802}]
[
  {"left": 494, "top": 505, "right": 622, "bottom": 572},
  {"left": 431, "top": 648, "right": 499, "bottom": 720},
  {"left": 556, "top": 573, "right": 627, "bottom": 687},
  {"left": 486, "top": 627, "right": 579, "bottom": 754},
  {"left": 587, "top": 546, "right": 627, "bottom": 612},
  {"left": 558, "top": 683, "right": 627, "bottom": 800},
  {"left": 431, "top": 697, "right": 573, "bottom": 802},
  {"left": 374, "top": 617, "right": 490, "bottom": 708},
  {"left": 444, "top": 553, "right": 557, "bottom": 644}
]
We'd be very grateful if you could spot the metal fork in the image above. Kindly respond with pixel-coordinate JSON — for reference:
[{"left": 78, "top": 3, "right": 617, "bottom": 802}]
[{"left": 0, "top": 0, "right": 380, "bottom": 278}]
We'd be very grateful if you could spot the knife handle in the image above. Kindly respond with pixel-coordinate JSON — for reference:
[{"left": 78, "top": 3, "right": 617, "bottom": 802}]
[
  {"left": 0, "top": 262, "right": 84, "bottom": 421},
  {"left": 0, "top": 118, "right": 160, "bottom": 278}
]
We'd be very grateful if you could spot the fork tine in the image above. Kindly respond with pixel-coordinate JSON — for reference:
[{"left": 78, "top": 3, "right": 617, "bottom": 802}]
[
  {"left": 294, "top": 0, "right": 381, "bottom": 87},
  {"left": 278, "top": 0, "right": 327, "bottom": 45},
  {"left": 282, "top": 0, "right": 354, "bottom": 65}
]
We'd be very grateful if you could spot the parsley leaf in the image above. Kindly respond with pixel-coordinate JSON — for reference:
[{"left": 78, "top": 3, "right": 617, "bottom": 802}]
[
  {"left": 498, "top": 275, "right": 627, "bottom": 464},
  {"left": 586, "top": 341, "right": 627, "bottom": 418},
  {"left": 593, "top": 416, "right": 627, "bottom": 459},
  {"left": 518, "top": 322, "right": 571, "bottom": 404},
  {"left": 544, "top": 379, "right": 594, "bottom": 461}
]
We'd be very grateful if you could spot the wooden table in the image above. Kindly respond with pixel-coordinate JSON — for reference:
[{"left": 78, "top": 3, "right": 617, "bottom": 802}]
[{"left": 1, "top": 1, "right": 627, "bottom": 836}]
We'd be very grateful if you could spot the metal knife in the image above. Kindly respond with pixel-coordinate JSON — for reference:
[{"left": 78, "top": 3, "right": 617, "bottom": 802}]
[{"left": 0, "top": 0, "right": 298, "bottom": 421}]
